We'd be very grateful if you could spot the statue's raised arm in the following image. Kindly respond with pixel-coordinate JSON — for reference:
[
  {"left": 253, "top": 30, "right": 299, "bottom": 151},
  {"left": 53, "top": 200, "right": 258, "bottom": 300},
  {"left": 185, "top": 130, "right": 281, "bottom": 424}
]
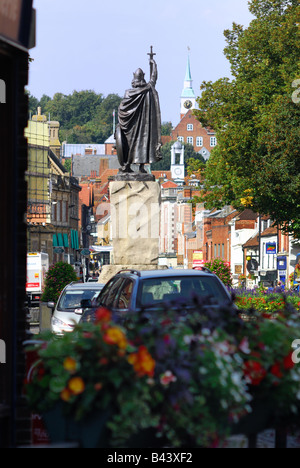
[{"left": 115, "top": 47, "right": 162, "bottom": 181}]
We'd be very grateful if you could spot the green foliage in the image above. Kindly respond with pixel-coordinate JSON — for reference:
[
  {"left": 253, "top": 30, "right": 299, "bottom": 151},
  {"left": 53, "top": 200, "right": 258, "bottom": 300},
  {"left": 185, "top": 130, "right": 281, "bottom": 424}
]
[
  {"left": 195, "top": 0, "right": 300, "bottom": 237},
  {"left": 28, "top": 90, "right": 122, "bottom": 144},
  {"left": 204, "top": 258, "right": 233, "bottom": 287},
  {"left": 152, "top": 141, "right": 204, "bottom": 172},
  {"left": 161, "top": 121, "right": 173, "bottom": 135},
  {"left": 63, "top": 159, "right": 71, "bottom": 173},
  {"left": 41, "top": 262, "right": 78, "bottom": 303}
]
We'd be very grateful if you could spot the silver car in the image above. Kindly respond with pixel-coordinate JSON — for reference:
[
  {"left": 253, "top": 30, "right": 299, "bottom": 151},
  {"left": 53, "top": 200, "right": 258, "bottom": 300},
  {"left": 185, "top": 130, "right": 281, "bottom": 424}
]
[{"left": 49, "top": 282, "right": 105, "bottom": 334}]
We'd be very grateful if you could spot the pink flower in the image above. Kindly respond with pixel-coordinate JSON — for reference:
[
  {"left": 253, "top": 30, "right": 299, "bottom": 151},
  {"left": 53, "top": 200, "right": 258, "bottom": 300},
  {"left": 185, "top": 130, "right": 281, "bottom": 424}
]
[
  {"left": 160, "top": 370, "right": 177, "bottom": 386},
  {"left": 239, "top": 337, "right": 251, "bottom": 354}
]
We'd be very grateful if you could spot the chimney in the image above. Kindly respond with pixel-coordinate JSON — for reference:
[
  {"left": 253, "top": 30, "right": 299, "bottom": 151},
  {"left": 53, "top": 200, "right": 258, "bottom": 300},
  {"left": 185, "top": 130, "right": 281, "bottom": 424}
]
[{"left": 99, "top": 158, "right": 109, "bottom": 175}]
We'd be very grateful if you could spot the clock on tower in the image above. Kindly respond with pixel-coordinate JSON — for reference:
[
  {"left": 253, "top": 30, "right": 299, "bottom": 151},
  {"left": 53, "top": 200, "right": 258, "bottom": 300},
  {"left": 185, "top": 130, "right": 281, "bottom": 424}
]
[{"left": 180, "top": 56, "right": 196, "bottom": 117}]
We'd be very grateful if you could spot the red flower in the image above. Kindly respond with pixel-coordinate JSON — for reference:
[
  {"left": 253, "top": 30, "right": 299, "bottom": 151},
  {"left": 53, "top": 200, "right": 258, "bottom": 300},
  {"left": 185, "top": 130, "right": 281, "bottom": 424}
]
[
  {"left": 283, "top": 352, "right": 295, "bottom": 370},
  {"left": 243, "top": 360, "right": 267, "bottom": 385},
  {"left": 95, "top": 307, "right": 112, "bottom": 324},
  {"left": 270, "top": 362, "right": 283, "bottom": 379}
]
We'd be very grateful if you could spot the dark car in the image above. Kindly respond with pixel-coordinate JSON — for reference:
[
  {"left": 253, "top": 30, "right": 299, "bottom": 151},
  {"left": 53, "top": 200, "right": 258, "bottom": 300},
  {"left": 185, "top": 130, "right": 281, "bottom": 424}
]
[{"left": 80, "top": 268, "right": 233, "bottom": 323}]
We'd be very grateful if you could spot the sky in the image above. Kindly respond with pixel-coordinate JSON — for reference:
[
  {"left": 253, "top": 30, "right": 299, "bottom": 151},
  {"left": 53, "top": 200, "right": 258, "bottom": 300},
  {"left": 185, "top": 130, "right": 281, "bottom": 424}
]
[{"left": 28, "top": 0, "right": 254, "bottom": 125}]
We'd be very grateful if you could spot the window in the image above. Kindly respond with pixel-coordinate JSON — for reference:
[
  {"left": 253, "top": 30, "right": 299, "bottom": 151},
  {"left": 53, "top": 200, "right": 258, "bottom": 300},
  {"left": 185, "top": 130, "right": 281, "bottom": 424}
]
[
  {"left": 210, "top": 137, "right": 217, "bottom": 147},
  {"left": 139, "top": 276, "right": 229, "bottom": 305},
  {"left": 187, "top": 124, "right": 193, "bottom": 131},
  {"left": 116, "top": 279, "right": 134, "bottom": 310},
  {"left": 196, "top": 137, "right": 203, "bottom": 147},
  {"left": 51, "top": 202, "right": 56, "bottom": 221},
  {"left": 98, "top": 277, "right": 124, "bottom": 308},
  {"left": 56, "top": 201, "right": 61, "bottom": 222},
  {"left": 178, "top": 136, "right": 184, "bottom": 142},
  {"left": 62, "top": 201, "right": 67, "bottom": 223},
  {"left": 187, "top": 136, "right": 193, "bottom": 145}
]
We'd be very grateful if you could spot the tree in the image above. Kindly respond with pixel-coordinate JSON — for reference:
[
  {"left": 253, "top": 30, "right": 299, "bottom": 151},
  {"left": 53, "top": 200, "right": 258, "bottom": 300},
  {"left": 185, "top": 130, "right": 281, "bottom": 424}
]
[
  {"left": 41, "top": 262, "right": 78, "bottom": 304},
  {"left": 194, "top": 0, "right": 300, "bottom": 237},
  {"left": 27, "top": 90, "right": 122, "bottom": 144},
  {"left": 161, "top": 121, "right": 173, "bottom": 136},
  {"left": 152, "top": 141, "right": 204, "bottom": 172}
]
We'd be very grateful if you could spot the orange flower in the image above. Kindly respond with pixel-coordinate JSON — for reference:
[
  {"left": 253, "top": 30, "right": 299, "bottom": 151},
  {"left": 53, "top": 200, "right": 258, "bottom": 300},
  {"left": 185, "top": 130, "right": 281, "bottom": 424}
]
[
  {"left": 60, "top": 388, "right": 72, "bottom": 402},
  {"left": 128, "top": 346, "right": 155, "bottom": 377},
  {"left": 103, "top": 327, "right": 128, "bottom": 350},
  {"left": 68, "top": 377, "right": 85, "bottom": 395},
  {"left": 63, "top": 357, "right": 78, "bottom": 373}
]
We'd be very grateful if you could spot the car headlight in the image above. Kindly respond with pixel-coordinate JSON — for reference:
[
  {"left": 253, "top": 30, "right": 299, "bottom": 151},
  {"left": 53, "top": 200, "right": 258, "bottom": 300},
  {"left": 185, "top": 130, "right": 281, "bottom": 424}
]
[{"left": 51, "top": 317, "right": 73, "bottom": 330}]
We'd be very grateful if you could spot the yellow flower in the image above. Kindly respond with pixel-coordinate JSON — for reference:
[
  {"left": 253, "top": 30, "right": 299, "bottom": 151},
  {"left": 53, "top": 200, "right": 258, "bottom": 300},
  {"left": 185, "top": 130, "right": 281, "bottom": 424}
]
[
  {"left": 103, "top": 327, "right": 128, "bottom": 350},
  {"left": 68, "top": 377, "right": 85, "bottom": 395},
  {"left": 63, "top": 357, "right": 78, "bottom": 373}
]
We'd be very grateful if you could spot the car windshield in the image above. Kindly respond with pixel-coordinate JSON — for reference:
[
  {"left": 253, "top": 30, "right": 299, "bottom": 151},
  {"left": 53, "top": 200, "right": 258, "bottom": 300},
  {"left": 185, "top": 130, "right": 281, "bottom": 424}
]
[
  {"left": 138, "top": 276, "right": 229, "bottom": 307},
  {"left": 58, "top": 289, "right": 102, "bottom": 311}
]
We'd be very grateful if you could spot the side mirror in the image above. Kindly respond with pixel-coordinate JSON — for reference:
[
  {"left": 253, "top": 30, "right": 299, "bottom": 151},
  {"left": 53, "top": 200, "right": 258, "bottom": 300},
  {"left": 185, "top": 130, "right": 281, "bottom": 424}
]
[{"left": 47, "top": 301, "right": 55, "bottom": 309}]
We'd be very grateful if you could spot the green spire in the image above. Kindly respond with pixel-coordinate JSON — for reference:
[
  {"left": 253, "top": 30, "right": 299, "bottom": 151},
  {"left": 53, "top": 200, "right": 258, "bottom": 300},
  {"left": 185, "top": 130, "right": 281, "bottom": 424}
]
[{"left": 185, "top": 55, "right": 192, "bottom": 82}]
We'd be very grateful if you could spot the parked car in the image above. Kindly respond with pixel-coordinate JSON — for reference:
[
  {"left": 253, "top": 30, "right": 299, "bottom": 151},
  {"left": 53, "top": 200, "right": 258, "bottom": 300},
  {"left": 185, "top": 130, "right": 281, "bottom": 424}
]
[
  {"left": 80, "top": 268, "right": 233, "bottom": 323},
  {"left": 49, "top": 282, "right": 105, "bottom": 334}
]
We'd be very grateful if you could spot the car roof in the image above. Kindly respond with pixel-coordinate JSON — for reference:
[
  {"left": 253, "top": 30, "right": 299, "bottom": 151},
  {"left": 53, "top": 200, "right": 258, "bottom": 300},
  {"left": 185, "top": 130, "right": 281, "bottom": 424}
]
[
  {"left": 117, "top": 269, "right": 215, "bottom": 279},
  {"left": 64, "top": 282, "right": 105, "bottom": 290}
]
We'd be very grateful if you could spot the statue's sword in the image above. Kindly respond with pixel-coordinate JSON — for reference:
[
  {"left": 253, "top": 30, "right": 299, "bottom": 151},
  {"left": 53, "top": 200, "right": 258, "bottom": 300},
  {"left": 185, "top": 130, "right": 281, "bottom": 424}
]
[{"left": 148, "top": 45, "right": 156, "bottom": 77}]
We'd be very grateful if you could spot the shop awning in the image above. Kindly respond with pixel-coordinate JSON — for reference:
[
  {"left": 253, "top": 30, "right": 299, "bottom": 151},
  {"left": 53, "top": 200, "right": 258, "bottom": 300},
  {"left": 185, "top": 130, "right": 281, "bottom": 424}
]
[{"left": 91, "top": 245, "right": 113, "bottom": 252}]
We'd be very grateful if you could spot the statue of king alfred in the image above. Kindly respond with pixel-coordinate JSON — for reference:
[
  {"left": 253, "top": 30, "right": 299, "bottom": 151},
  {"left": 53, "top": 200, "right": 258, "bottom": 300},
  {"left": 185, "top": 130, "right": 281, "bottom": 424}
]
[{"left": 115, "top": 47, "right": 162, "bottom": 180}]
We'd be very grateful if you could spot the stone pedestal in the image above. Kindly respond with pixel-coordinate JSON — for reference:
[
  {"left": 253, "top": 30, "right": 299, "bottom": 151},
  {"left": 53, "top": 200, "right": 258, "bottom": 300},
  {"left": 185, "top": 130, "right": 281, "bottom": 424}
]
[{"left": 99, "top": 181, "right": 161, "bottom": 283}]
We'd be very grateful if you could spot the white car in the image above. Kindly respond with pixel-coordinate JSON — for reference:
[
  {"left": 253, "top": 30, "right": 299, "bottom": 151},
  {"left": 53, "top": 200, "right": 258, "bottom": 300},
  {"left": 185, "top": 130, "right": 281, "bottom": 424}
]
[{"left": 48, "top": 282, "right": 105, "bottom": 334}]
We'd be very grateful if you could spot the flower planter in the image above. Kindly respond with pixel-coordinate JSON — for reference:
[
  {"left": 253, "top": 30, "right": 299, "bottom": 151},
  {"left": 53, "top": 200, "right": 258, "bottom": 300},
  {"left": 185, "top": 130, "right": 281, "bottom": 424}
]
[
  {"left": 42, "top": 403, "right": 112, "bottom": 448},
  {"left": 231, "top": 399, "right": 273, "bottom": 437}
]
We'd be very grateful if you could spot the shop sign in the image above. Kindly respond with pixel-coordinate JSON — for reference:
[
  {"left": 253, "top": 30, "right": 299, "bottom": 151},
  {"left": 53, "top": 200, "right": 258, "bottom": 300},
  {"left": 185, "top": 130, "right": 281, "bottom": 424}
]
[
  {"left": 266, "top": 242, "right": 277, "bottom": 254},
  {"left": 81, "top": 248, "right": 91, "bottom": 256},
  {"left": 192, "top": 250, "right": 205, "bottom": 267}
]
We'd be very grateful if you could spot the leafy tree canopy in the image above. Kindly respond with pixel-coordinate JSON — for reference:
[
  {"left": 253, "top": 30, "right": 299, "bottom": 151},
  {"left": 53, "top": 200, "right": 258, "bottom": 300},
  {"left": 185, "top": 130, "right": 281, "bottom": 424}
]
[
  {"left": 194, "top": 0, "right": 300, "bottom": 237},
  {"left": 152, "top": 141, "right": 204, "bottom": 172},
  {"left": 28, "top": 90, "right": 122, "bottom": 144}
]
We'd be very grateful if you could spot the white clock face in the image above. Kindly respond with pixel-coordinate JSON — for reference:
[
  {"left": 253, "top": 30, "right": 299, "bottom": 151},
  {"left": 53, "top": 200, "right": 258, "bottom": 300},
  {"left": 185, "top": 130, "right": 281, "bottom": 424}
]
[
  {"left": 175, "top": 167, "right": 183, "bottom": 176},
  {"left": 184, "top": 100, "right": 192, "bottom": 109}
]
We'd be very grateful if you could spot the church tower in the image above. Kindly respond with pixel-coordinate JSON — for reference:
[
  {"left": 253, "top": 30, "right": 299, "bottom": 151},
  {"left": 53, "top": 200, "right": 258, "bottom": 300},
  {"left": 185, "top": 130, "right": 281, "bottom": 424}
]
[{"left": 180, "top": 55, "right": 196, "bottom": 119}]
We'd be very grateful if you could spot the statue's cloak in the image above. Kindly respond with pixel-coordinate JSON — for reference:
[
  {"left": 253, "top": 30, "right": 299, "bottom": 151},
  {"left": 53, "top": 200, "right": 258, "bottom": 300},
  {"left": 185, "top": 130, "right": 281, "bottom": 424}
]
[{"left": 118, "top": 80, "right": 161, "bottom": 165}]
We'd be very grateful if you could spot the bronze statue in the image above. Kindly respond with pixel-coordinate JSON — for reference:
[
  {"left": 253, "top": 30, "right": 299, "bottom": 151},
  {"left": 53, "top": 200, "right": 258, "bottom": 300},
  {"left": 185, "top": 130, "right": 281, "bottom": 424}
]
[{"left": 115, "top": 47, "right": 162, "bottom": 180}]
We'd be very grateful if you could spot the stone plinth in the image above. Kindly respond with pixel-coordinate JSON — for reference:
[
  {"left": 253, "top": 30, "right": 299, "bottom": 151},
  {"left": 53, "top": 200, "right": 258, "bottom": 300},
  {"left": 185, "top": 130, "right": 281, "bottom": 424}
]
[
  {"left": 99, "top": 181, "right": 161, "bottom": 284},
  {"left": 110, "top": 181, "right": 161, "bottom": 265}
]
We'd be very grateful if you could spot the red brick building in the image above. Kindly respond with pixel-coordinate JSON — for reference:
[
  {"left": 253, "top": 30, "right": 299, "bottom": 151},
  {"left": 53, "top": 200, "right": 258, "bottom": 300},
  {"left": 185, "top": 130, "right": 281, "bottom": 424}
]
[{"left": 171, "top": 110, "right": 217, "bottom": 160}]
